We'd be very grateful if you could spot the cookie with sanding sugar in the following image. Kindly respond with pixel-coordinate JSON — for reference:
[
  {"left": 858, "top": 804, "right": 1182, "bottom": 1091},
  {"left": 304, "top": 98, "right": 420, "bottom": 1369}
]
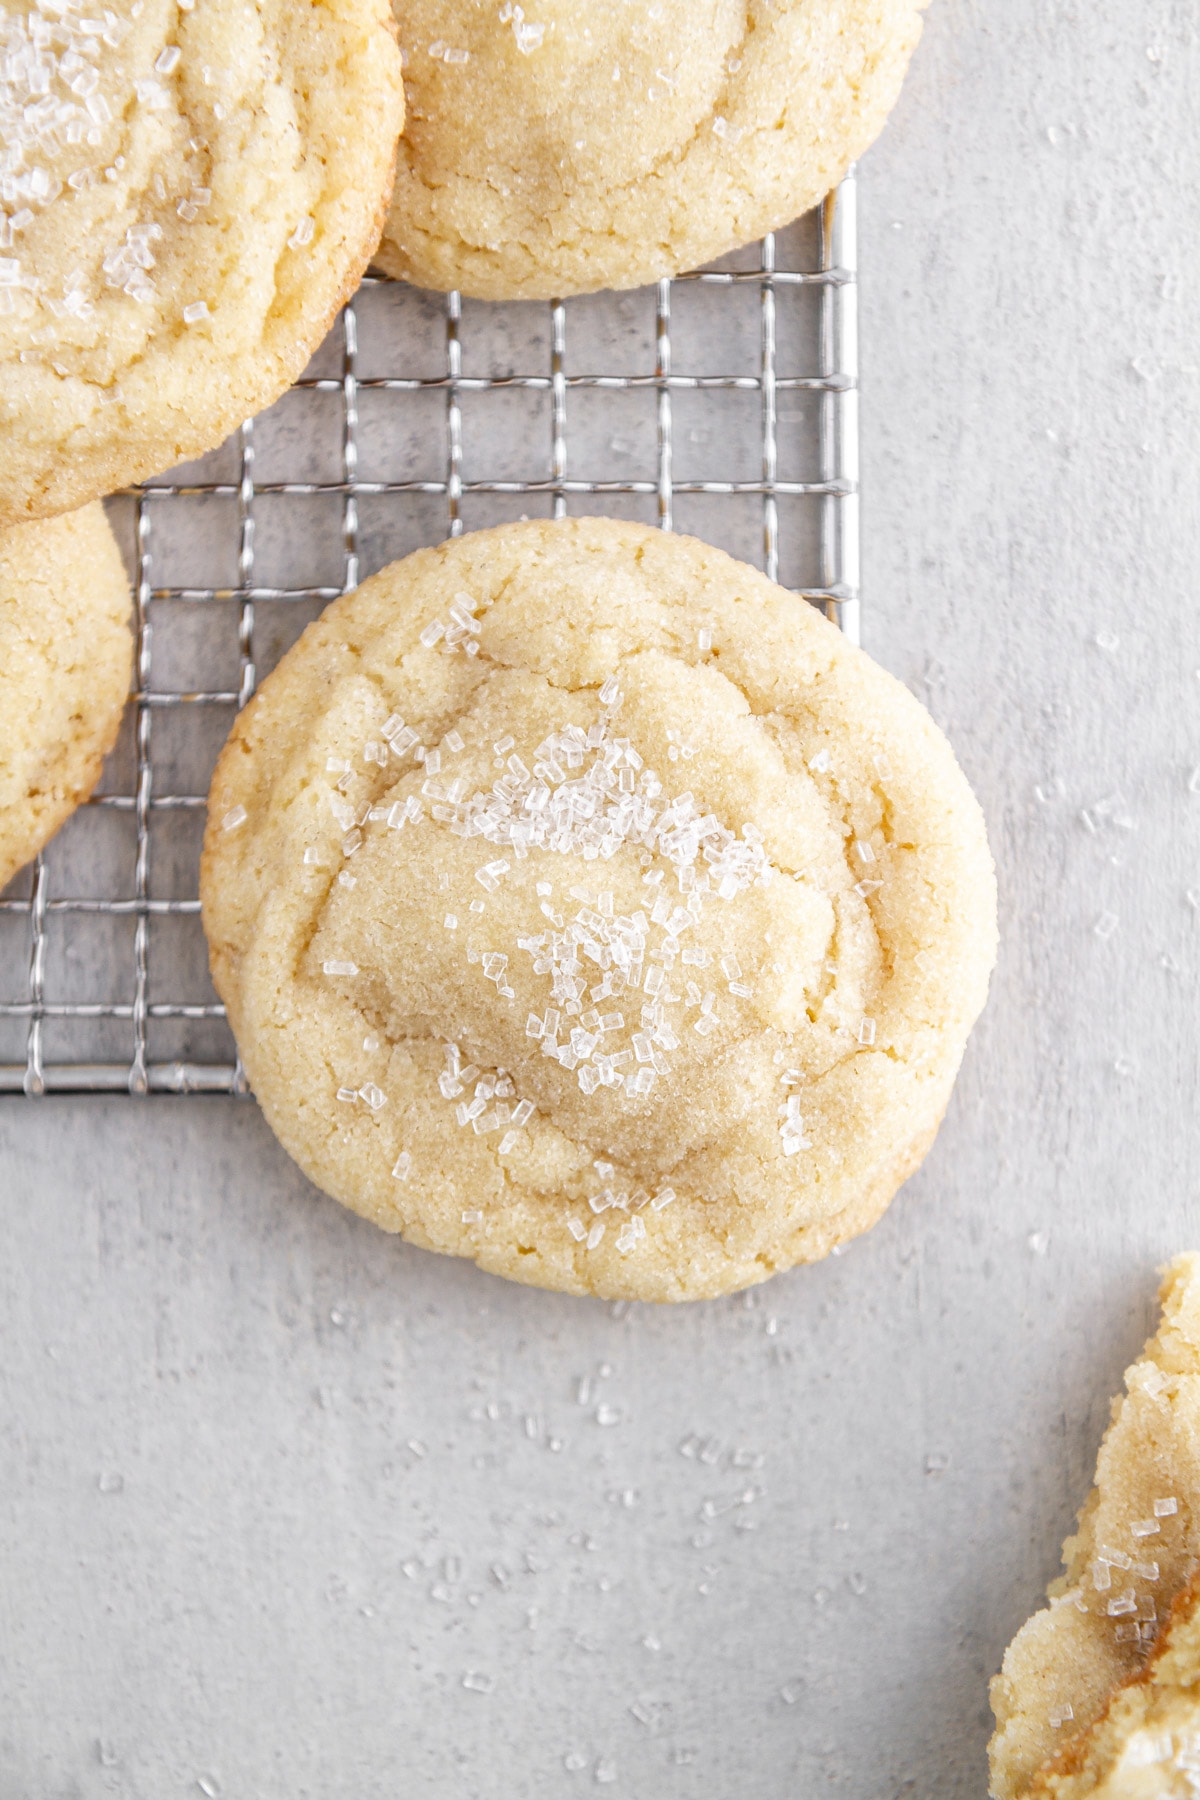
[
  {"left": 200, "top": 517, "right": 996, "bottom": 1302},
  {"left": 990, "top": 1255, "right": 1200, "bottom": 1798},
  {"left": 0, "top": 504, "right": 132, "bottom": 891},
  {"left": 0, "top": 0, "right": 403, "bottom": 526},
  {"left": 1014, "top": 1563, "right": 1200, "bottom": 1797},
  {"left": 377, "top": 0, "right": 928, "bottom": 300}
]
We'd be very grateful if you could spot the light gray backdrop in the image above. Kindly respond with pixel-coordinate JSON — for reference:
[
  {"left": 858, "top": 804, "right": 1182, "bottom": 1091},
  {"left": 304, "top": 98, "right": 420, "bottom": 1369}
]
[{"left": 2, "top": 3, "right": 1198, "bottom": 1795}]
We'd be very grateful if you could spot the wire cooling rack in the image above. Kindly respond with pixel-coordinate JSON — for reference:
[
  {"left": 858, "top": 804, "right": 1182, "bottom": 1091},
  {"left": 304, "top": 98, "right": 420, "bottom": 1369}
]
[{"left": 0, "top": 176, "right": 859, "bottom": 1096}]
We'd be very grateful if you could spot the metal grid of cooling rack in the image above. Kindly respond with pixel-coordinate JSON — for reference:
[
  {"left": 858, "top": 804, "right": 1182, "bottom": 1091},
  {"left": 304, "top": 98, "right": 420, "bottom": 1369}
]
[{"left": 0, "top": 175, "right": 859, "bottom": 1097}]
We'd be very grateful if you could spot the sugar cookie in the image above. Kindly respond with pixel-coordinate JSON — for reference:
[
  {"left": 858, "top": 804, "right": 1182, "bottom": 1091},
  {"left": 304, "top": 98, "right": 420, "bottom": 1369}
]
[
  {"left": 991, "top": 1256, "right": 1200, "bottom": 1797},
  {"left": 0, "top": 504, "right": 131, "bottom": 889},
  {"left": 202, "top": 517, "right": 996, "bottom": 1301},
  {"left": 0, "top": 0, "right": 403, "bottom": 523},
  {"left": 378, "top": 0, "right": 927, "bottom": 299}
]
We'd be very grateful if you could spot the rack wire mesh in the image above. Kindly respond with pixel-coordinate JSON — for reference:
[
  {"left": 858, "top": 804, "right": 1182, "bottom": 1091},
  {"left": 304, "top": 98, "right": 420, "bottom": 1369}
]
[{"left": 0, "top": 175, "right": 859, "bottom": 1096}]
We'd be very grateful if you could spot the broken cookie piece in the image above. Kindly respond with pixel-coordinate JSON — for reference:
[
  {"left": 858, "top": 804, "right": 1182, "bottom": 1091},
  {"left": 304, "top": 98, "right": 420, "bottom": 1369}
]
[{"left": 990, "top": 1255, "right": 1200, "bottom": 1797}]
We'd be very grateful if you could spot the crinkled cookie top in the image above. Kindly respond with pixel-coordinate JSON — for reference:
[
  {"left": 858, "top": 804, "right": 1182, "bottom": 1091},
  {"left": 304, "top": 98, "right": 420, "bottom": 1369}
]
[
  {"left": 202, "top": 518, "right": 995, "bottom": 1302},
  {"left": 0, "top": 0, "right": 403, "bottom": 522},
  {"left": 378, "top": 0, "right": 927, "bottom": 298}
]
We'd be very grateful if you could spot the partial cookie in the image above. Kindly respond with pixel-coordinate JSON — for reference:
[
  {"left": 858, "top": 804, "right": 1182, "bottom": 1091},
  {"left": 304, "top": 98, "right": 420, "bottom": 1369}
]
[
  {"left": 378, "top": 0, "right": 928, "bottom": 300},
  {"left": 0, "top": 0, "right": 404, "bottom": 525},
  {"left": 201, "top": 517, "right": 996, "bottom": 1302},
  {"left": 0, "top": 505, "right": 132, "bottom": 890},
  {"left": 990, "top": 1256, "right": 1200, "bottom": 1799},
  {"left": 1023, "top": 1568, "right": 1200, "bottom": 1797}
]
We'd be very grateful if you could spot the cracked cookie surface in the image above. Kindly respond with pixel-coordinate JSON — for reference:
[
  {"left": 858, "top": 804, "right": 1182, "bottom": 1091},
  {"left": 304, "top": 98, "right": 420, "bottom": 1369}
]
[
  {"left": 378, "top": 0, "right": 927, "bottom": 299},
  {"left": 201, "top": 517, "right": 995, "bottom": 1301},
  {"left": 0, "top": 0, "right": 403, "bottom": 524}
]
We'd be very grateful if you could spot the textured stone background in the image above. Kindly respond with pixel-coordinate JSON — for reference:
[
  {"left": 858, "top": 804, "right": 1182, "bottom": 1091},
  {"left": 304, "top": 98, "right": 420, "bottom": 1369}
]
[{"left": 3, "top": 3, "right": 1199, "bottom": 1795}]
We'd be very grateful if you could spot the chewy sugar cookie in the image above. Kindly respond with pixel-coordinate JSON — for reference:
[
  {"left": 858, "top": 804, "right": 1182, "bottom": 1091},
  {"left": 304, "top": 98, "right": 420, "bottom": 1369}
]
[
  {"left": 990, "top": 1256, "right": 1200, "bottom": 1798},
  {"left": 0, "top": 0, "right": 403, "bottom": 525},
  {"left": 201, "top": 518, "right": 995, "bottom": 1302},
  {"left": 377, "top": 0, "right": 928, "bottom": 300},
  {"left": 0, "top": 504, "right": 132, "bottom": 890}
]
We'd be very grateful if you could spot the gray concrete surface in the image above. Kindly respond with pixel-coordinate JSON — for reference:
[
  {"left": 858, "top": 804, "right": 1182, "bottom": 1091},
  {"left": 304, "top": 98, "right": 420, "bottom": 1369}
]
[{"left": 3, "top": 3, "right": 1200, "bottom": 1794}]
